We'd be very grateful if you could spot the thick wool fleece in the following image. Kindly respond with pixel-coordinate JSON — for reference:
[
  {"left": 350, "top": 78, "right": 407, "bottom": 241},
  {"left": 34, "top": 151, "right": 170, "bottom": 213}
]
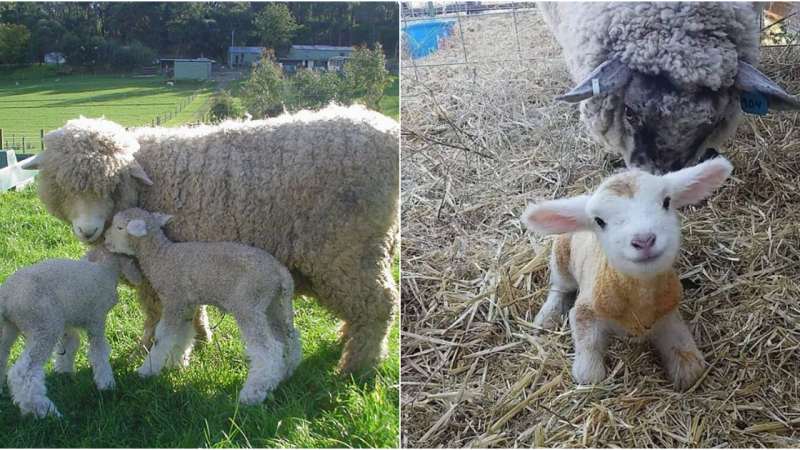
[
  {"left": 33, "top": 105, "right": 399, "bottom": 373},
  {"left": 540, "top": 2, "right": 761, "bottom": 90}
]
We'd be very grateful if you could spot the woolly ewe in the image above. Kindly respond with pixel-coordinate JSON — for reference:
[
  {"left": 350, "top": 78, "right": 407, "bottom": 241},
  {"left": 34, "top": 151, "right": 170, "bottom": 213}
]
[
  {"left": 105, "top": 208, "right": 302, "bottom": 405},
  {"left": 522, "top": 157, "right": 733, "bottom": 391},
  {"left": 0, "top": 247, "right": 140, "bottom": 418},
  {"left": 541, "top": 2, "right": 800, "bottom": 173},
  {"left": 20, "top": 105, "right": 399, "bottom": 374}
]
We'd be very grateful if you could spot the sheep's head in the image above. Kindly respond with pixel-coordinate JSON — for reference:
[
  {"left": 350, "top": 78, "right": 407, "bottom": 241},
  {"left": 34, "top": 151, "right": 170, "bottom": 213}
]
[
  {"left": 557, "top": 59, "right": 800, "bottom": 174},
  {"left": 522, "top": 157, "right": 733, "bottom": 279},
  {"left": 20, "top": 117, "right": 153, "bottom": 243},
  {"left": 105, "top": 208, "right": 173, "bottom": 256}
]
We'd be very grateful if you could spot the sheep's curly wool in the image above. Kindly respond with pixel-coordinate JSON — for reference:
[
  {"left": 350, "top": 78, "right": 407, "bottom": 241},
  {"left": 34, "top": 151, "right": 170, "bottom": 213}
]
[
  {"left": 32, "top": 105, "right": 400, "bottom": 373},
  {"left": 541, "top": 2, "right": 761, "bottom": 90}
]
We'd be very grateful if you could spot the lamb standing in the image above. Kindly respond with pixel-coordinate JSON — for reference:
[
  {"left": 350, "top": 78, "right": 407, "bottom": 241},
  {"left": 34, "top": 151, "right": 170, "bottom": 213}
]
[
  {"left": 104, "top": 208, "right": 302, "bottom": 405},
  {"left": 540, "top": 2, "right": 800, "bottom": 173},
  {"left": 20, "top": 105, "right": 399, "bottom": 375},
  {"left": 0, "top": 247, "right": 141, "bottom": 418},
  {"left": 521, "top": 157, "right": 733, "bottom": 390}
]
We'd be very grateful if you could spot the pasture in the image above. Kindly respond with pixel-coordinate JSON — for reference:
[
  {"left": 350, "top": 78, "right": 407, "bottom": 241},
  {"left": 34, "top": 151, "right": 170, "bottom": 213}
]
[
  {"left": 0, "top": 74, "right": 213, "bottom": 151},
  {"left": 401, "top": 8, "right": 800, "bottom": 448},
  {"left": 0, "top": 186, "right": 399, "bottom": 448}
]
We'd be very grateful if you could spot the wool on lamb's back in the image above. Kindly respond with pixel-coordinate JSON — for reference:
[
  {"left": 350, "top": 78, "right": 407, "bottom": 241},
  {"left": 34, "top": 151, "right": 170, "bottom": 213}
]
[{"left": 132, "top": 106, "right": 399, "bottom": 274}]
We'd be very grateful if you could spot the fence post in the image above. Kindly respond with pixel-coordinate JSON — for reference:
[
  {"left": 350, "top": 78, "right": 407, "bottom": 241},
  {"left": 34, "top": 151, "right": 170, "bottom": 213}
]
[
  {"left": 22, "top": 136, "right": 25, "bottom": 149},
  {"left": 0, "top": 129, "right": 3, "bottom": 149},
  {"left": 157, "top": 117, "right": 161, "bottom": 126},
  {"left": 41, "top": 129, "right": 44, "bottom": 151}
]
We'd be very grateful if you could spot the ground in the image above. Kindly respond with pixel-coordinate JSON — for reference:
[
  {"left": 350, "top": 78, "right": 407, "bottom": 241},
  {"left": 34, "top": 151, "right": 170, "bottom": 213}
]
[
  {"left": 0, "top": 186, "right": 399, "bottom": 448},
  {"left": 401, "top": 7, "right": 800, "bottom": 448}
]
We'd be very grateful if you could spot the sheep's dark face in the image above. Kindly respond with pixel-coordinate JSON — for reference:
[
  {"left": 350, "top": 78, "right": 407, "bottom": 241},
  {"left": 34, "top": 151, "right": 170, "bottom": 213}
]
[{"left": 590, "top": 74, "right": 740, "bottom": 175}]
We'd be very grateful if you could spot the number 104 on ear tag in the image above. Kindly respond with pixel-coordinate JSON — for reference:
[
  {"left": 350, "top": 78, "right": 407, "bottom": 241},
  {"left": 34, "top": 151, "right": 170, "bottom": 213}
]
[{"left": 741, "top": 92, "right": 768, "bottom": 115}]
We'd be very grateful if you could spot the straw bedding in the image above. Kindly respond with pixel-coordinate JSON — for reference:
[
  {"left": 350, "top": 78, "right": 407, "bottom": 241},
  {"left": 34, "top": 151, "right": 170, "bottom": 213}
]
[{"left": 401, "top": 7, "right": 800, "bottom": 448}]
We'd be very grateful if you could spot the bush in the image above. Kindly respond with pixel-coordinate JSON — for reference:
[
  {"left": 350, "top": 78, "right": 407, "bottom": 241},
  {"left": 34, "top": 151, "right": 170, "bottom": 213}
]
[
  {"left": 343, "top": 44, "right": 391, "bottom": 111},
  {"left": 292, "top": 69, "right": 351, "bottom": 111},
  {"left": 210, "top": 90, "right": 240, "bottom": 122},
  {"left": 112, "top": 41, "right": 155, "bottom": 71},
  {"left": 241, "top": 52, "right": 286, "bottom": 119}
]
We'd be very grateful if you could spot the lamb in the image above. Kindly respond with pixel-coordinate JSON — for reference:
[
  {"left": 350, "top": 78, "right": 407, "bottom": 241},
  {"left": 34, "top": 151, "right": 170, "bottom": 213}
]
[
  {"left": 540, "top": 2, "right": 800, "bottom": 173},
  {"left": 20, "top": 104, "right": 399, "bottom": 374},
  {"left": 521, "top": 157, "right": 733, "bottom": 391},
  {"left": 104, "top": 208, "right": 302, "bottom": 405},
  {"left": 0, "top": 246, "right": 141, "bottom": 418}
]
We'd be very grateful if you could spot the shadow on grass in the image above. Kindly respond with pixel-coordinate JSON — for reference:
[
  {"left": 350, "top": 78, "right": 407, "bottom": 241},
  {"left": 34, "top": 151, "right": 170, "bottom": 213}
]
[{"left": 0, "top": 335, "right": 395, "bottom": 448}]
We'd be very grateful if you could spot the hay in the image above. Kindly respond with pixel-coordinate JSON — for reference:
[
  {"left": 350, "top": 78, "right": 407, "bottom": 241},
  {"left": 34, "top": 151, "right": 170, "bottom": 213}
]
[{"left": 401, "top": 7, "right": 800, "bottom": 448}]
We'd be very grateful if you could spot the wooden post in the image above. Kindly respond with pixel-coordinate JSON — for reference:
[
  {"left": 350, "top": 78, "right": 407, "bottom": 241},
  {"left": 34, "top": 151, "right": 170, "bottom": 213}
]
[
  {"left": 40, "top": 129, "right": 44, "bottom": 151},
  {"left": 22, "top": 136, "right": 25, "bottom": 149},
  {"left": 157, "top": 117, "right": 161, "bottom": 126},
  {"left": 0, "top": 129, "right": 3, "bottom": 149}
]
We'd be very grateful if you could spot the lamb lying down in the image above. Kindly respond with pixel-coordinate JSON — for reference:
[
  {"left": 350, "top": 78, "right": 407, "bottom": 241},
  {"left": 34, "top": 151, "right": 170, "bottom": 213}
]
[
  {"left": 522, "top": 157, "right": 733, "bottom": 391},
  {"left": 104, "top": 208, "right": 302, "bottom": 405},
  {"left": 0, "top": 246, "right": 141, "bottom": 418}
]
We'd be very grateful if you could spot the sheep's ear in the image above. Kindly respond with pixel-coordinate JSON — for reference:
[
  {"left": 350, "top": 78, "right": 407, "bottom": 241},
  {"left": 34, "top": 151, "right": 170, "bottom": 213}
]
[
  {"left": 19, "top": 152, "right": 49, "bottom": 170},
  {"left": 555, "top": 58, "right": 632, "bottom": 103},
  {"left": 735, "top": 61, "right": 800, "bottom": 110},
  {"left": 521, "top": 195, "right": 592, "bottom": 235},
  {"left": 664, "top": 157, "right": 733, "bottom": 208},
  {"left": 129, "top": 162, "right": 153, "bottom": 186},
  {"left": 126, "top": 219, "right": 148, "bottom": 237},
  {"left": 120, "top": 258, "right": 142, "bottom": 286},
  {"left": 151, "top": 212, "right": 173, "bottom": 228}
]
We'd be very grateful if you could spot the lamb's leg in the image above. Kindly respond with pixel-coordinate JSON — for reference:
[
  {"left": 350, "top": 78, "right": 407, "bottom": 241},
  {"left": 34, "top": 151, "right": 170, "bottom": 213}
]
[
  {"left": 192, "top": 305, "right": 212, "bottom": 346},
  {"left": 166, "top": 314, "right": 195, "bottom": 369},
  {"left": 86, "top": 323, "right": 115, "bottom": 390},
  {"left": 53, "top": 327, "right": 80, "bottom": 374},
  {"left": 649, "top": 309, "right": 706, "bottom": 391},
  {"left": 0, "top": 320, "right": 21, "bottom": 392},
  {"left": 131, "top": 280, "right": 162, "bottom": 360},
  {"left": 235, "top": 312, "right": 287, "bottom": 406},
  {"left": 534, "top": 269, "right": 577, "bottom": 333},
  {"left": 569, "top": 304, "right": 610, "bottom": 385},
  {"left": 137, "top": 307, "right": 192, "bottom": 377},
  {"left": 8, "top": 329, "right": 61, "bottom": 418},
  {"left": 266, "top": 291, "right": 302, "bottom": 377}
]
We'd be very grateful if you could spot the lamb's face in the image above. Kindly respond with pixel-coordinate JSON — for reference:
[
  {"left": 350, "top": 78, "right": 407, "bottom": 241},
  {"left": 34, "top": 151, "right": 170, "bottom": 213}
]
[
  {"left": 104, "top": 213, "right": 139, "bottom": 256},
  {"left": 590, "top": 74, "right": 739, "bottom": 175},
  {"left": 522, "top": 157, "right": 734, "bottom": 279},
  {"left": 587, "top": 172, "right": 680, "bottom": 278}
]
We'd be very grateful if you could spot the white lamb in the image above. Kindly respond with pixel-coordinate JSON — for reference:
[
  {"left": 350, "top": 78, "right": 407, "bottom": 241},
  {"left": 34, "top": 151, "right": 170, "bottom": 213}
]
[
  {"left": 521, "top": 157, "right": 733, "bottom": 391},
  {"left": 0, "top": 246, "right": 141, "bottom": 418},
  {"left": 104, "top": 208, "right": 302, "bottom": 405}
]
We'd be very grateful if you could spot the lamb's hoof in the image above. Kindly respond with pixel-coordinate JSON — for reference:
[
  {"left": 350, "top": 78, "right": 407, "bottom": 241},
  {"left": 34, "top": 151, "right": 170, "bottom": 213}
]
[
  {"left": 96, "top": 377, "right": 116, "bottom": 391},
  {"left": 23, "top": 401, "right": 61, "bottom": 419},
  {"left": 573, "top": 360, "right": 606, "bottom": 386},
  {"left": 52, "top": 365, "right": 75, "bottom": 375},
  {"left": 671, "top": 350, "right": 706, "bottom": 392},
  {"left": 137, "top": 366, "right": 157, "bottom": 378},
  {"left": 238, "top": 387, "right": 267, "bottom": 406}
]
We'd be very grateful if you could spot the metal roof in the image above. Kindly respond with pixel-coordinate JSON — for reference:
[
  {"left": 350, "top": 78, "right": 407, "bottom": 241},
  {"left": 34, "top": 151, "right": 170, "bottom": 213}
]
[
  {"left": 291, "top": 45, "right": 354, "bottom": 51},
  {"left": 228, "top": 46, "right": 265, "bottom": 53}
]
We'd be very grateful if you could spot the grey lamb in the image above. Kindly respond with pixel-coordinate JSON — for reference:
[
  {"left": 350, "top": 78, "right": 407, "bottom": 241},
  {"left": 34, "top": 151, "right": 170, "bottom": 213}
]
[
  {"left": 104, "top": 208, "right": 302, "bottom": 405},
  {"left": 0, "top": 246, "right": 141, "bottom": 418}
]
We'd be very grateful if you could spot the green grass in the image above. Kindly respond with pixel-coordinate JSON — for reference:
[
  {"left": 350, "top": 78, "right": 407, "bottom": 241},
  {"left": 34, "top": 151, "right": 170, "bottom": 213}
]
[
  {"left": 380, "top": 76, "right": 399, "bottom": 121},
  {"left": 0, "top": 185, "right": 399, "bottom": 448},
  {"left": 0, "top": 73, "right": 209, "bottom": 150}
]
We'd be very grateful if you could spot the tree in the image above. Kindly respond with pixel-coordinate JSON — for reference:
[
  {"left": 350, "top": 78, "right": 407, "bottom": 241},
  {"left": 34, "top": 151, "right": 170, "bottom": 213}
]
[
  {"left": 0, "top": 23, "right": 31, "bottom": 65},
  {"left": 241, "top": 51, "right": 286, "bottom": 119},
  {"left": 344, "top": 44, "right": 391, "bottom": 111},
  {"left": 210, "top": 89, "right": 240, "bottom": 122},
  {"left": 30, "top": 19, "right": 64, "bottom": 65},
  {"left": 253, "top": 3, "right": 297, "bottom": 57},
  {"left": 292, "top": 68, "right": 352, "bottom": 111}
]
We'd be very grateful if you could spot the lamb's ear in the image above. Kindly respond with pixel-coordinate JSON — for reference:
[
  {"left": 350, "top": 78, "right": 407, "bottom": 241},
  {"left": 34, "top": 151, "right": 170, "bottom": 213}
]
[
  {"left": 126, "top": 219, "right": 148, "bottom": 237},
  {"left": 151, "top": 212, "right": 173, "bottom": 228},
  {"left": 664, "top": 157, "right": 733, "bottom": 208},
  {"left": 555, "top": 58, "right": 632, "bottom": 103},
  {"left": 521, "top": 195, "right": 592, "bottom": 235},
  {"left": 120, "top": 258, "right": 142, "bottom": 286},
  {"left": 735, "top": 61, "right": 800, "bottom": 110},
  {"left": 19, "top": 152, "right": 49, "bottom": 170},
  {"left": 128, "top": 162, "right": 153, "bottom": 186}
]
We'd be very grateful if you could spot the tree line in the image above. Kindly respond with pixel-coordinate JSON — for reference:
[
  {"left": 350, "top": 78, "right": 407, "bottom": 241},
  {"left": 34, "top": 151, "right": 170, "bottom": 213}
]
[{"left": 0, "top": 2, "right": 399, "bottom": 69}]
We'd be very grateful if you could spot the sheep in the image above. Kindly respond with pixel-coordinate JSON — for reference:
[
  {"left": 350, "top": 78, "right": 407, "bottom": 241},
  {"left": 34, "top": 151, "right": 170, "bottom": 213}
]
[
  {"left": 0, "top": 246, "right": 141, "bottom": 418},
  {"left": 20, "top": 104, "right": 399, "bottom": 374},
  {"left": 520, "top": 157, "right": 733, "bottom": 391},
  {"left": 104, "top": 208, "right": 301, "bottom": 405},
  {"left": 167, "top": 81, "right": 174, "bottom": 86},
  {"left": 540, "top": 2, "right": 800, "bottom": 174}
]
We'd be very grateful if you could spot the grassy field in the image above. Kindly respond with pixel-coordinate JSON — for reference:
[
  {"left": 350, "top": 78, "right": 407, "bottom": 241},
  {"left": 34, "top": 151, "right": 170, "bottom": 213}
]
[
  {"left": 0, "top": 73, "right": 212, "bottom": 151},
  {"left": 0, "top": 186, "right": 399, "bottom": 448}
]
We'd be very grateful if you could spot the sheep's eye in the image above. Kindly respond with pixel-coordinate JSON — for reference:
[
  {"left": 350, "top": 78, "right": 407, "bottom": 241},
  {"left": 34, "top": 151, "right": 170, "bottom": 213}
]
[
  {"left": 594, "top": 217, "right": 606, "bottom": 229},
  {"left": 663, "top": 196, "right": 671, "bottom": 210},
  {"left": 624, "top": 106, "right": 635, "bottom": 121},
  {"left": 117, "top": 226, "right": 123, "bottom": 230}
]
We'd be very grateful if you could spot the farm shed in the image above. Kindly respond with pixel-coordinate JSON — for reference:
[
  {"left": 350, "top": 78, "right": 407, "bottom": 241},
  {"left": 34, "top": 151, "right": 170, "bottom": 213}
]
[
  {"left": 280, "top": 45, "right": 354, "bottom": 72},
  {"left": 173, "top": 58, "right": 213, "bottom": 80},
  {"left": 228, "top": 46, "right": 264, "bottom": 68}
]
